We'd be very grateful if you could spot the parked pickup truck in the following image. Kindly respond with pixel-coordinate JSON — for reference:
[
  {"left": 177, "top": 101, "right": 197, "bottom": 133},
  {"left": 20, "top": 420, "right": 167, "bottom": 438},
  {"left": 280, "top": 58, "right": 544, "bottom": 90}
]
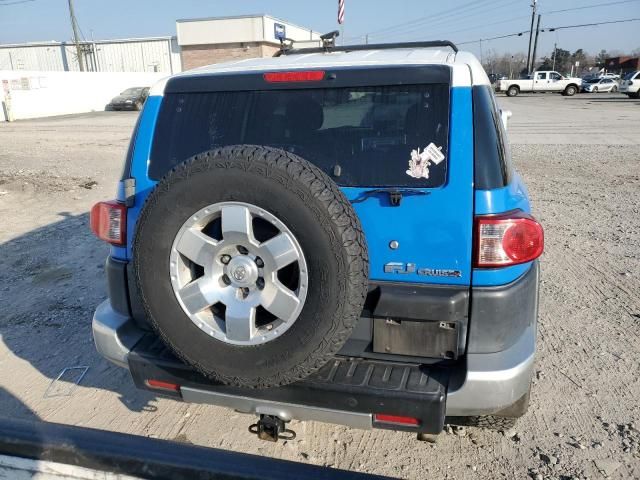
[{"left": 497, "top": 71, "right": 582, "bottom": 97}]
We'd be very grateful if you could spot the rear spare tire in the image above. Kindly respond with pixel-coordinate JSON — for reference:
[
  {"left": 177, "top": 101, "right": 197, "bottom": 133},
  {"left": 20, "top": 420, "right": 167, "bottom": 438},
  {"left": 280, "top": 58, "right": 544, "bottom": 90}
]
[{"left": 133, "top": 146, "right": 369, "bottom": 388}]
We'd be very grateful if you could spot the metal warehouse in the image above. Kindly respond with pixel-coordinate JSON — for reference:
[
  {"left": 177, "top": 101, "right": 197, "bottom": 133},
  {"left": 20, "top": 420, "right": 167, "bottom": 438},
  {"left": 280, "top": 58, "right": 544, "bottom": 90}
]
[{"left": 0, "top": 37, "right": 182, "bottom": 74}]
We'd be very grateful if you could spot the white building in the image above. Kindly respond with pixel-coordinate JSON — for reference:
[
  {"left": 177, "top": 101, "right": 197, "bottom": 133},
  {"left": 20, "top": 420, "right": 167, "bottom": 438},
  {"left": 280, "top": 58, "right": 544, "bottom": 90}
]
[{"left": 0, "top": 37, "right": 182, "bottom": 74}]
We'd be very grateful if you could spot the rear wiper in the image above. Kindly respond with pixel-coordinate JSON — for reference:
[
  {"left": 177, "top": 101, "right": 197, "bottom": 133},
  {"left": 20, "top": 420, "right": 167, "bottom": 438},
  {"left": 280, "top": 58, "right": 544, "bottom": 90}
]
[{"left": 350, "top": 188, "right": 430, "bottom": 207}]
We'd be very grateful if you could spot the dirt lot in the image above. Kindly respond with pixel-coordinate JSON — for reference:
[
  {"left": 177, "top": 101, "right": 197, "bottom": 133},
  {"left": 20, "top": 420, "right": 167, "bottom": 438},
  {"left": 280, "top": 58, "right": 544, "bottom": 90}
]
[{"left": 0, "top": 93, "right": 639, "bottom": 479}]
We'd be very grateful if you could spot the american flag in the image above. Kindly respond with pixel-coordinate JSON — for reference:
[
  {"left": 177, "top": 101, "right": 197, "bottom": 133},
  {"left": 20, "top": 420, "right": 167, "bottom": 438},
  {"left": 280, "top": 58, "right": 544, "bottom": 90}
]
[{"left": 338, "top": 0, "right": 345, "bottom": 24}]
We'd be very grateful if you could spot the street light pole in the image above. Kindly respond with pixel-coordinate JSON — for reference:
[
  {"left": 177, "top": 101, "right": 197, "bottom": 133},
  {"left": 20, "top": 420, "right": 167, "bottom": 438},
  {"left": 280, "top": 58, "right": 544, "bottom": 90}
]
[
  {"left": 526, "top": 0, "right": 538, "bottom": 74},
  {"left": 530, "top": 14, "right": 541, "bottom": 73},
  {"left": 68, "top": 0, "right": 85, "bottom": 71}
]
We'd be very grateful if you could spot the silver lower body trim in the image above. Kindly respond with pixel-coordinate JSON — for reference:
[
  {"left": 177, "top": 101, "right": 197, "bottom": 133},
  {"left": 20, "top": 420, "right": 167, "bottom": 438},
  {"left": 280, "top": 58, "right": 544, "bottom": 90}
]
[
  {"left": 445, "top": 324, "right": 535, "bottom": 416},
  {"left": 181, "top": 387, "right": 373, "bottom": 430},
  {"left": 92, "top": 300, "right": 144, "bottom": 369},
  {"left": 93, "top": 299, "right": 535, "bottom": 424}
]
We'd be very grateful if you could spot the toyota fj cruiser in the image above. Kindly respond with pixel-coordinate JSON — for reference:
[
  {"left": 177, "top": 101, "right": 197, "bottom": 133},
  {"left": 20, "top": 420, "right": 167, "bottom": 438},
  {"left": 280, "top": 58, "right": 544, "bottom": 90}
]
[{"left": 91, "top": 38, "right": 543, "bottom": 441}]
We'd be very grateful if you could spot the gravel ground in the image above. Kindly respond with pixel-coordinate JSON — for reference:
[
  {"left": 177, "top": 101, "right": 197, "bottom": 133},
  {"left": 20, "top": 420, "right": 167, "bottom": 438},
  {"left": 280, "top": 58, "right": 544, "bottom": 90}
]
[{"left": 0, "top": 93, "right": 639, "bottom": 479}]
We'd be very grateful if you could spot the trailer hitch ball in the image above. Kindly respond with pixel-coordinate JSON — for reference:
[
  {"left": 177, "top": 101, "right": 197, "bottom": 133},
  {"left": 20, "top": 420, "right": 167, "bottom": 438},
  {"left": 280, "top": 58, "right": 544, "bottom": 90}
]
[{"left": 249, "top": 414, "right": 296, "bottom": 442}]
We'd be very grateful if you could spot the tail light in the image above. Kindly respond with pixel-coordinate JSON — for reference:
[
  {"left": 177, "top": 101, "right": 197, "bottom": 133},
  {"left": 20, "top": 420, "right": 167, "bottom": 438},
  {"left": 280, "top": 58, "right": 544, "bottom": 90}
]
[
  {"left": 145, "top": 379, "right": 181, "bottom": 392},
  {"left": 263, "top": 70, "right": 325, "bottom": 83},
  {"left": 373, "top": 414, "right": 420, "bottom": 427},
  {"left": 475, "top": 212, "right": 544, "bottom": 268},
  {"left": 90, "top": 200, "right": 126, "bottom": 245}
]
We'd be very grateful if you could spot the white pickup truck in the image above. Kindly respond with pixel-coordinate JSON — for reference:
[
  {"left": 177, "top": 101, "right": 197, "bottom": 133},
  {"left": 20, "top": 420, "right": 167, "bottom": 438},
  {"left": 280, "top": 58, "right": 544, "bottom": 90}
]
[{"left": 497, "top": 71, "right": 582, "bottom": 97}]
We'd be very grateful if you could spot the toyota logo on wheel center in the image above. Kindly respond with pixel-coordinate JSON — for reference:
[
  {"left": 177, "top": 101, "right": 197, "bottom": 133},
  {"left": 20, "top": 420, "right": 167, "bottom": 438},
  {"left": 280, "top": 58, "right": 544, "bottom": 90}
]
[{"left": 232, "top": 266, "right": 246, "bottom": 281}]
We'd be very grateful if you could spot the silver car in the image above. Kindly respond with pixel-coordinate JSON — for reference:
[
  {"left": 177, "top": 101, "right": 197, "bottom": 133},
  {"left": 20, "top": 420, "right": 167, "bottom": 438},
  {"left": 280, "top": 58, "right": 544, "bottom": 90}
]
[{"left": 582, "top": 77, "right": 619, "bottom": 93}]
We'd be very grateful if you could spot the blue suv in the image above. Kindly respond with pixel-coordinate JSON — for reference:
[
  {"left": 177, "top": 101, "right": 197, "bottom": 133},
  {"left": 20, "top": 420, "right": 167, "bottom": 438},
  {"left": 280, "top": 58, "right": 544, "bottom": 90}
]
[{"left": 91, "top": 40, "right": 543, "bottom": 440}]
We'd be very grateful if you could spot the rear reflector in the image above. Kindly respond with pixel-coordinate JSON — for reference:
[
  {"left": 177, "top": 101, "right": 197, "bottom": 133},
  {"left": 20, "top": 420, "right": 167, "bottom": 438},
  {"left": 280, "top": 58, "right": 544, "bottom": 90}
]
[
  {"left": 263, "top": 70, "right": 325, "bottom": 83},
  {"left": 145, "top": 379, "right": 181, "bottom": 392},
  {"left": 475, "top": 212, "right": 544, "bottom": 267},
  {"left": 90, "top": 200, "right": 126, "bottom": 246},
  {"left": 373, "top": 414, "right": 420, "bottom": 426}
]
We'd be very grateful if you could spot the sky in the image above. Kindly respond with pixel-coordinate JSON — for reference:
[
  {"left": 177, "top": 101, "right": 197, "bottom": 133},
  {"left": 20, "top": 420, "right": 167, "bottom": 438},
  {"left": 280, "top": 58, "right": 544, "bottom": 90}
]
[{"left": 1, "top": 0, "right": 638, "bottom": 59}]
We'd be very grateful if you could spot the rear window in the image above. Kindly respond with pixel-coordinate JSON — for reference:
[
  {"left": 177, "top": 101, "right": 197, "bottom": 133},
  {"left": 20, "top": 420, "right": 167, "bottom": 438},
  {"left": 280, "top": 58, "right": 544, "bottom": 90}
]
[{"left": 149, "top": 84, "right": 450, "bottom": 187}]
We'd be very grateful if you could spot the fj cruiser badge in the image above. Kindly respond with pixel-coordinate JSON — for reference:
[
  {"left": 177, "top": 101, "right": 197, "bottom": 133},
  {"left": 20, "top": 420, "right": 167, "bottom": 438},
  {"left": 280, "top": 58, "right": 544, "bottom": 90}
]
[{"left": 384, "top": 262, "right": 462, "bottom": 278}]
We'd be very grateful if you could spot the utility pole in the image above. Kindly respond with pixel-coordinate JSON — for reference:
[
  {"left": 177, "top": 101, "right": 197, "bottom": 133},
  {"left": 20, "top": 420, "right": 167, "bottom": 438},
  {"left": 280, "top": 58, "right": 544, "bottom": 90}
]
[
  {"left": 479, "top": 38, "right": 483, "bottom": 65},
  {"left": 68, "top": 0, "right": 85, "bottom": 71},
  {"left": 530, "top": 14, "right": 541, "bottom": 73},
  {"left": 552, "top": 42, "right": 557, "bottom": 71},
  {"left": 526, "top": 0, "right": 537, "bottom": 74}
]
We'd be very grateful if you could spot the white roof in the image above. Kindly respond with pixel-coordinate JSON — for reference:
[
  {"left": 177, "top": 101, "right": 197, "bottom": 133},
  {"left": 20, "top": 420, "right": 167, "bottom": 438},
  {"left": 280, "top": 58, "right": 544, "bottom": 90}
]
[{"left": 150, "top": 46, "right": 489, "bottom": 95}]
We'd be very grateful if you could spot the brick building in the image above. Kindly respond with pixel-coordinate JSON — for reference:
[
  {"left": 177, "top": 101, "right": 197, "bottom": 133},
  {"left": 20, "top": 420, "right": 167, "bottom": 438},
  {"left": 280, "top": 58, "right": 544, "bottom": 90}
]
[
  {"left": 176, "top": 15, "right": 320, "bottom": 71},
  {"left": 604, "top": 56, "right": 640, "bottom": 75}
]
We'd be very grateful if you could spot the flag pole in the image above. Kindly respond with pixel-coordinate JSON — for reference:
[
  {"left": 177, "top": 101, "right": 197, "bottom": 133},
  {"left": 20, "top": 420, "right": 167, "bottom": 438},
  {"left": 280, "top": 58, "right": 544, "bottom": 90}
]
[{"left": 338, "top": 0, "right": 345, "bottom": 44}]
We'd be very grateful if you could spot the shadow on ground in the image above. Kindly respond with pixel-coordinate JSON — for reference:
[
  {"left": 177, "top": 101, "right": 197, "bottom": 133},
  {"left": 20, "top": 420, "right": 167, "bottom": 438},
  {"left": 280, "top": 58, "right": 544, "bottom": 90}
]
[
  {"left": 0, "top": 387, "right": 40, "bottom": 421},
  {"left": 0, "top": 212, "right": 158, "bottom": 415}
]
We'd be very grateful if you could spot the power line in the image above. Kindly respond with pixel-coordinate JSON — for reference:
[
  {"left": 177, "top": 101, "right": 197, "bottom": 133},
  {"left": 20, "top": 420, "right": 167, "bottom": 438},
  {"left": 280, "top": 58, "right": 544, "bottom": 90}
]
[
  {"left": 543, "top": 17, "right": 640, "bottom": 31},
  {"left": 455, "top": 16, "right": 640, "bottom": 46},
  {"left": 346, "top": 0, "right": 639, "bottom": 45},
  {"left": 389, "top": 0, "right": 524, "bottom": 39},
  {"left": 419, "top": 13, "right": 530, "bottom": 38},
  {"left": 344, "top": 0, "right": 510, "bottom": 41},
  {"left": 365, "top": 0, "right": 524, "bottom": 42},
  {"left": 0, "top": 0, "right": 35, "bottom": 5},
  {"left": 458, "top": 30, "right": 529, "bottom": 45},
  {"left": 541, "top": 0, "right": 640, "bottom": 16}
]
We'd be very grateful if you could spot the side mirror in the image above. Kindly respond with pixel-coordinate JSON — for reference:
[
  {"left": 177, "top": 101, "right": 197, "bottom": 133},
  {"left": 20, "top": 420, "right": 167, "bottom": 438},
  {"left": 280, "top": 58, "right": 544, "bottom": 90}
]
[{"left": 500, "top": 109, "right": 512, "bottom": 130}]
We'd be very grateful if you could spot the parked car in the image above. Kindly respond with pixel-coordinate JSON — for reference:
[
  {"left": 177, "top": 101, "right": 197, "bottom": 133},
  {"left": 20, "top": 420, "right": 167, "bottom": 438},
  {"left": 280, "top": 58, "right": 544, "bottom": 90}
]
[
  {"left": 108, "top": 87, "right": 150, "bottom": 111},
  {"left": 619, "top": 71, "right": 640, "bottom": 98},
  {"left": 497, "top": 70, "right": 582, "bottom": 96},
  {"left": 488, "top": 73, "right": 508, "bottom": 84},
  {"left": 600, "top": 73, "right": 621, "bottom": 81},
  {"left": 582, "top": 77, "right": 619, "bottom": 93},
  {"left": 90, "top": 39, "right": 543, "bottom": 441}
]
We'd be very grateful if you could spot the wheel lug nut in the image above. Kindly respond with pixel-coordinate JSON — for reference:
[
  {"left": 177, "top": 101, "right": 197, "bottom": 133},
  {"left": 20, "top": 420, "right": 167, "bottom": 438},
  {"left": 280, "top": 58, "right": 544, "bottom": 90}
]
[
  {"left": 255, "top": 257, "right": 264, "bottom": 268},
  {"left": 220, "top": 254, "right": 231, "bottom": 265},
  {"left": 256, "top": 278, "right": 265, "bottom": 290},
  {"left": 222, "top": 274, "right": 231, "bottom": 285}
]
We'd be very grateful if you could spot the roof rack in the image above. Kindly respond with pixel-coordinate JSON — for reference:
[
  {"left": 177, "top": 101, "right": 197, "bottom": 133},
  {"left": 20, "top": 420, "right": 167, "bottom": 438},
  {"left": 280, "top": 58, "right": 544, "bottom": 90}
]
[{"left": 278, "top": 39, "right": 458, "bottom": 56}]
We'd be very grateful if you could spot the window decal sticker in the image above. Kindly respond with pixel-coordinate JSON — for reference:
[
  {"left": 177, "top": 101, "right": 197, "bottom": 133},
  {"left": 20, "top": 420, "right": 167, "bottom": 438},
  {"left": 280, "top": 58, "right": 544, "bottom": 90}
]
[{"left": 406, "top": 143, "right": 445, "bottom": 179}]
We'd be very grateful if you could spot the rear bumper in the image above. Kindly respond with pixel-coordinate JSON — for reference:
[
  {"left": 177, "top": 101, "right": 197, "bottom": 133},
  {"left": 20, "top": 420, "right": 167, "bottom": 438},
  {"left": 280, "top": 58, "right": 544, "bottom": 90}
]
[
  {"left": 619, "top": 85, "right": 639, "bottom": 94},
  {"left": 446, "top": 324, "right": 534, "bottom": 415},
  {"left": 92, "top": 300, "right": 143, "bottom": 369},
  {"left": 92, "top": 299, "right": 535, "bottom": 421}
]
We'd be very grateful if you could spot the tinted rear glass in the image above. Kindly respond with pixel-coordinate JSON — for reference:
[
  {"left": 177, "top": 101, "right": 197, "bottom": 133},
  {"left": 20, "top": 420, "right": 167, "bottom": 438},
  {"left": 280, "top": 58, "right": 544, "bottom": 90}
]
[
  {"left": 473, "top": 85, "right": 512, "bottom": 189},
  {"left": 149, "top": 84, "right": 450, "bottom": 187}
]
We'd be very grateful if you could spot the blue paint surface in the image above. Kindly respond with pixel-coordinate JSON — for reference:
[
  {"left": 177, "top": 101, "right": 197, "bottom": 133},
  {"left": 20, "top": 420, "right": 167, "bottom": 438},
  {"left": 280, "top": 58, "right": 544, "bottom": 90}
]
[
  {"left": 111, "top": 96, "right": 162, "bottom": 260},
  {"left": 342, "top": 86, "right": 474, "bottom": 285},
  {"left": 120, "top": 87, "right": 535, "bottom": 288},
  {"left": 472, "top": 173, "right": 534, "bottom": 286},
  {"left": 474, "top": 172, "right": 530, "bottom": 215}
]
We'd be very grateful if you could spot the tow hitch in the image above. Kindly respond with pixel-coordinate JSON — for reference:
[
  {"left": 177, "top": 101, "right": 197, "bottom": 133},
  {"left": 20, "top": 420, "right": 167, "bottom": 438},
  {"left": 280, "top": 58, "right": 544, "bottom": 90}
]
[{"left": 249, "top": 415, "right": 296, "bottom": 442}]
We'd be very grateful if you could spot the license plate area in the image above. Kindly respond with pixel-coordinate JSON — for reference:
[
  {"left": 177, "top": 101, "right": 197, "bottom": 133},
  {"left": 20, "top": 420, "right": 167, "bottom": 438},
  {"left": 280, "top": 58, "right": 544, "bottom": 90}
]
[{"left": 373, "top": 318, "right": 459, "bottom": 359}]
